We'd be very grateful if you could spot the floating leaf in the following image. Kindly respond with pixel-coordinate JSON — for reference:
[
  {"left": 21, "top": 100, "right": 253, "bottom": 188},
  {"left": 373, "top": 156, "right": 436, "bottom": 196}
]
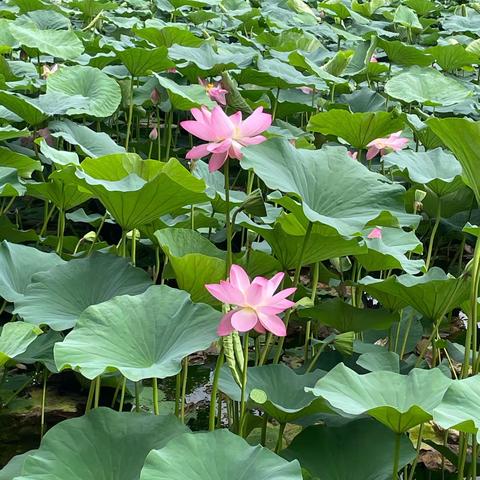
[{"left": 55, "top": 285, "right": 221, "bottom": 380}]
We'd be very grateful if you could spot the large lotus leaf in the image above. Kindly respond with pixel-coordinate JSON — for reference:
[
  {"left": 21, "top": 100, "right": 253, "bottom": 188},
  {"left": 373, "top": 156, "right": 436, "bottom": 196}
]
[
  {"left": 27, "top": 167, "right": 92, "bottom": 211},
  {"left": 257, "top": 30, "right": 322, "bottom": 52},
  {"left": 236, "top": 57, "right": 326, "bottom": 90},
  {"left": 241, "top": 139, "right": 418, "bottom": 236},
  {"left": 46, "top": 66, "right": 121, "bottom": 118},
  {"left": 0, "top": 125, "right": 30, "bottom": 142},
  {"left": 393, "top": 5, "right": 422, "bottom": 29},
  {"left": 0, "top": 321, "right": 42, "bottom": 366},
  {"left": 426, "top": 44, "right": 478, "bottom": 71},
  {"left": 307, "top": 109, "right": 404, "bottom": 149},
  {"left": 14, "top": 253, "right": 152, "bottom": 331},
  {"left": 75, "top": 154, "right": 208, "bottom": 230},
  {"left": 155, "top": 228, "right": 225, "bottom": 304},
  {"left": 49, "top": 119, "right": 126, "bottom": 158},
  {"left": 433, "top": 376, "right": 480, "bottom": 439},
  {"left": 55, "top": 285, "right": 221, "bottom": 381},
  {"left": 383, "top": 148, "right": 463, "bottom": 197},
  {"left": 14, "top": 408, "right": 188, "bottom": 480},
  {"left": 39, "top": 140, "right": 79, "bottom": 166},
  {"left": 219, "top": 364, "right": 329, "bottom": 423},
  {"left": 384, "top": 66, "right": 472, "bottom": 107},
  {"left": 306, "top": 363, "right": 451, "bottom": 432},
  {"left": 442, "top": 13, "right": 480, "bottom": 34},
  {"left": 356, "top": 227, "right": 425, "bottom": 274},
  {"left": 0, "top": 91, "right": 48, "bottom": 126},
  {"left": 134, "top": 26, "right": 203, "bottom": 48},
  {"left": 378, "top": 39, "right": 433, "bottom": 67},
  {"left": 15, "top": 329, "right": 62, "bottom": 372},
  {"left": 140, "top": 430, "right": 303, "bottom": 480},
  {"left": 154, "top": 74, "right": 216, "bottom": 110},
  {"left": 116, "top": 47, "right": 175, "bottom": 76},
  {"left": 0, "top": 450, "right": 35, "bottom": 480},
  {"left": 8, "top": 20, "right": 84, "bottom": 59},
  {"left": 0, "top": 241, "right": 64, "bottom": 302},
  {"left": 299, "top": 298, "right": 399, "bottom": 333},
  {"left": 359, "top": 267, "right": 470, "bottom": 320},
  {"left": 282, "top": 418, "right": 416, "bottom": 480},
  {"left": 0, "top": 146, "right": 41, "bottom": 178},
  {"left": 428, "top": 117, "right": 480, "bottom": 204},
  {"left": 242, "top": 210, "right": 366, "bottom": 270}
]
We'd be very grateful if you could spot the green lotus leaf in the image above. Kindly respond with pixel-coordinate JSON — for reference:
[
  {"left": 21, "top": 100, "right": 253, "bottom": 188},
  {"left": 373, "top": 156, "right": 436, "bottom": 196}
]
[
  {"left": 299, "top": 298, "right": 399, "bottom": 333},
  {"left": 442, "top": 13, "right": 480, "bottom": 34},
  {"left": 54, "top": 285, "right": 221, "bottom": 380},
  {"left": 306, "top": 363, "right": 451, "bottom": 432},
  {"left": 0, "top": 146, "right": 41, "bottom": 178},
  {"left": 426, "top": 44, "right": 478, "bottom": 72},
  {"left": 134, "top": 26, "right": 203, "bottom": 48},
  {"left": 0, "top": 240, "right": 64, "bottom": 302},
  {"left": 140, "top": 429, "right": 303, "bottom": 480},
  {"left": 15, "top": 329, "right": 62, "bottom": 372},
  {"left": 75, "top": 154, "right": 208, "bottom": 230},
  {"left": 0, "top": 125, "right": 30, "bottom": 142},
  {"left": 433, "top": 376, "right": 480, "bottom": 439},
  {"left": 27, "top": 166, "right": 92, "bottom": 211},
  {"left": 0, "top": 167, "right": 26, "bottom": 196},
  {"left": 49, "top": 119, "right": 126, "bottom": 158},
  {"left": 13, "top": 408, "right": 188, "bottom": 480},
  {"left": 240, "top": 139, "right": 418, "bottom": 236},
  {"left": 356, "top": 227, "right": 425, "bottom": 274},
  {"left": 154, "top": 74, "right": 216, "bottom": 110},
  {"left": 257, "top": 29, "right": 322, "bottom": 52},
  {"left": 393, "top": 5, "right": 423, "bottom": 29},
  {"left": 383, "top": 148, "right": 463, "bottom": 197},
  {"left": 39, "top": 139, "right": 79, "bottom": 166},
  {"left": 358, "top": 267, "right": 470, "bottom": 319},
  {"left": 0, "top": 91, "right": 48, "bottom": 126},
  {"left": 0, "top": 450, "right": 35, "bottom": 480},
  {"left": 14, "top": 253, "right": 152, "bottom": 330},
  {"left": 428, "top": 117, "right": 480, "bottom": 204},
  {"left": 282, "top": 418, "right": 416, "bottom": 480},
  {"left": 219, "top": 364, "right": 329, "bottom": 423},
  {"left": 378, "top": 39, "right": 433, "bottom": 67},
  {"left": 45, "top": 65, "right": 121, "bottom": 118},
  {"left": 0, "top": 321, "right": 42, "bottom": 366},
  {"left": 384, "top": 66, "right": 472, "bottom": 107},
  {"left": 155, "top": 228, "right": 225, "bottom": 305},
  {"left": 357, "top": 351, "right": 401, "bottom": 373},
  {"left": 116, "top": 47, "right": 175, "bottom": 76},
  {"left": 307, "top": 109, "right": 404, "bottom": 149},
  {"left": 242, "top": 210, "right": 366, "bottom": 270}
]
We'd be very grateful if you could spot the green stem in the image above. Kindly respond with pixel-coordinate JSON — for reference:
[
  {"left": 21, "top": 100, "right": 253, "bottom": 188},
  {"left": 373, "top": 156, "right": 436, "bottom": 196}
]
[
  {"left": 273, "top": 222, "right": 313, "bottom": 363},
  {"left": 224, "top": 159, "right": 233, "bottom": 274},
  {"left": 305, "top": 340, "right": 331, "bottom": 373},
  {"left": 304, "top": 262, "right": 320, "bottom": 362},
  {"left": 457, "top": 433, "right": 468, "bottom": 480},
  {"left": 272, "top": 88, "right": 280, "bottom": 121},
  {"left": 175, "top": 371, "right": 181, "bottom": 417},
  {"left": 399, "top": 315, "right": 413, "bottom": 359},
  {"left": 180, "top": 356, "right": 189, "bottom": 423},
  {"left": 125, "top": 75, "right": 135, "bottom": 150},
  {"left": 239, "top": 332, "right": 250, "bottom": 437},
  {"left": 56, "top": 208, "right": 65, "bottom": 255},
  {"left": 471, "top": 436, "right": 477, "bottom": 480},
  {"left": 208, "top": 345, "right": 224, "bottom": 431},
  {"left": 425, "top": 202, "right": 441, "bottom": 271},
  {"left": 39, "top": 203, "right": 55, "bottom": 238},
  {"left": 156, "top": 106, "right": 162, "bottom": 161},
  {"left": 275, "top": 423, "right": 286, "bottom": 454},
  {"left": 261, "top": 413, "right": 268, "bottom": 446},
  {"left": 164, "top": 109, "right": 173, "bottom": 160},
  {"left": 85, "top": 379, "right": 95, "bottom": 413},
  {"left": 40, "top": 368, "right": 48, "bottom": 437},
  {"left": 152, "top": 377, "right": 159, "bottom": 415},
  {"left": 131, "top": 230, "right": 137, "bottom": 266},
  {"left": 407, "top": 423, "right": 424, "bottom": 480},
  {"left": 466, "top": 239, "right": 480, "bottom": 377},
  {"left": 392, "top": 433, "right": 402, "bottom": 480},
  {"left": 87, "top": 213, "right": 107, "bottom": 255},
  {"left": 118, "top": 377, "right": 126, "bottom": 412},
  {"left": 258, "top": 333, "right": 273, "bottom": 366},
  {"left": 135, "top": 382, "right": 140, "bottom": 412},
  {"left": 94, "top": 376, "right": 101, "bottom": 409}
]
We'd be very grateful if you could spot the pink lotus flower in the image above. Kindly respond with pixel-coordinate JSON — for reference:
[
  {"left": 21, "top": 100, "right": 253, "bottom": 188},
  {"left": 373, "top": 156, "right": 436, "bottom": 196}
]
[
  {"left": 347, "top": 150, "right": 358, "bottom": 160},
  {"left": 206, "top": 265, "right": 296, "bottom": 337},
  {"left": 199, "top": 78, "right": 228, "bottom": 105},
  {"left": 367, "top": 227, "right": 382, "bottom": 239},
  {"left": 370, "top": 54, "right": 378, "bottom": 63},
  {"left": 180, "top": 106, "right": 272, "bottom": 172},
  {"left": 298, "top": 86, "right": 314, "bottom": 94},
  {"left": 366, "top": 131, "right": 409, "bottom": 160},
  {"left": 149, "top": 127, "right": 158, "bottom": 141}
]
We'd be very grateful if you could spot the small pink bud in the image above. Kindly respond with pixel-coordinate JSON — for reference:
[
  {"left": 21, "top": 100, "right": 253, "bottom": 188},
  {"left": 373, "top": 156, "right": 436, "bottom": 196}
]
[
  {"left": 149, "top": 127, "right": 158, "bottom": 141},
  {"left": 367, "top": 227, "right": 382, "bottom": 239},
  {"left": 347, "top": 150, "right": 358, "bottom": 160},
  {"left": 150, "top": 89, "right": 160, "bottom": 105}
]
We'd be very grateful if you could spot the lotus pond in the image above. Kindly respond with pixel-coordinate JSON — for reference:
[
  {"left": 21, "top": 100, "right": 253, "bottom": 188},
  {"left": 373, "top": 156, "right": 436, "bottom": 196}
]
[{"left": 2, "top": 0, "right": 480, "bottom": 478}]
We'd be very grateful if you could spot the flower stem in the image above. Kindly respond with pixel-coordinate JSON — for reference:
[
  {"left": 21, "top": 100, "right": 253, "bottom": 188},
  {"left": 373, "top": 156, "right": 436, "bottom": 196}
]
[
  {"left": 135, "top": 381, "right": 140, "bottom": 412},
  {"left": 118, "top": 377, "right": 126, "bottom": 412},
  {"left": 85, "top": 379, "right": 95, "bottom": 413},
  {"left": 164, "top": 109, "right": 173, "bottom": 160},
  {"left": 94, "top": 376, "right": 101, "bottom": 409},
  {"left": 275, "top": 423, "right": 286, "bottom": 453},
  {"left": 465, "top": 238, "right": 480, "bottom": 377},
  {"left": 407, "top": 423, "right": 424, "bottom": 480},
  {"left": 239, "top": 332, "right": 249, "bottom": 437},
  {"left": 40, "top": 368, "right": 48, "bottom": 437},
  {"left": 180, "top": 356, "right": 189, "bottom": 423},
  {"left": 304, "top": 262, "right": 319, "bottom": 362},
  {"left": 392, "top": 433, "right": 401, "bottom": 480},
  {"left": 125, "top": 74, "right": 135, "bottom": 150},
  {"left": 208, "top": 345, "right": 224, "bottom": 431},
  {"left": 425, "top": 202, "right": 441, "bottom": 270},
  {"left": 152, "top": 377, "right": 159, "bottom": 415},
  {"left": 56, "top": 208, "right": 65, "bottom": 255},
  {"left": 224, "top": 158, "right": 233, "bottom": 274}
]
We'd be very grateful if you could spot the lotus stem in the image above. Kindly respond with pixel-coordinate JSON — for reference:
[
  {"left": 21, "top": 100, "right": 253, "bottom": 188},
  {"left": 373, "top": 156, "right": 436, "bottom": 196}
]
[
  {"left": 152, "top": 377, "right": 159, "bottom": 415},
  {"left": 457, "top": 433, "right": 468, "bottom": 479},
  {"left": 175, "top": 371, "right": 181, "bottom": 417},
  {"left": 125, "top": 74, "right": 135, "bottom": 150},
  {"left": 94, "top": 376, "right": 101, "bottom": 409},
  {"left": 209, "top": 345, "right": 224, "bottom": 431},
  {"left": 304, "top": 262, "right": 320, "bottom": 362},
  {"left": 118, "top": 377, "right": 126, "bottom": 412},
  {"left": 164, "top": 109, "right": 173, "bottom": 160},
  {"left": 407, "top": 423, "right": 424, "bottom": 480},
  {"left": 56, "top": 208, "right": 65, "bottom": 255},
  {"left": 239, "top": 332, "right": 249, "bottom": 437},
  {"left": 135, "top": 381, "right": 140, "bottom": 412},
  {"left": 258, "top": 332, "right": 273, "bottom": 366},
  {"left": 465, "top": 239, "right": 480, "bottom": 376},
  {"left": 261, "top": 413, "right": 268, "bottom": 446},
  {"left": 425, "top": 202, "right": 442, "bottom": 271},
  {"left": 85, "top": 379, "right": 95, "bottom": 413},
  {"left": 275, "top": 423, "right": 286, "bottom": 454},
  {"left": 40, "top": 368, "right": 48, "bottom": 437},
  {"left": 392, "top": 433, "right": 402, "bottom": 480},
  {"left": 180, "top": 356, "right": 189, "bottom": 423}
]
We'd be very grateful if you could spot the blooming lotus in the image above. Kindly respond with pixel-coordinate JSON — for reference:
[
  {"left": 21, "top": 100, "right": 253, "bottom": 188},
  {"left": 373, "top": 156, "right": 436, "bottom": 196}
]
[
  {"left": 180, "top": 106, "right": 272, "bottom": 172},
  {"left": 367, "top": 227, "right": 382, "bottom": 239},
  {"left": 206, "top": 265, "right": 296, "bottom": 337},
  {"left": 366, "top": 131, "right": 409, "bottom": 160},
  {"left": 199, "top": 78, "right": 228, "bottom": 105}
]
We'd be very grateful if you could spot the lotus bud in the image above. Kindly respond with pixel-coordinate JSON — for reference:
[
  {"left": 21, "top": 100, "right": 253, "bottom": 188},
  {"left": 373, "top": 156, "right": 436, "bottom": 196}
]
[
  {"left": 150, "top": 88, "right": 160, "bottom": 105},
  {"left": 149, "top": 127, "right": 158, "bottom": 141},
  {"left": 414, "top": 189, "right": 427, "bottom": 212}
]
